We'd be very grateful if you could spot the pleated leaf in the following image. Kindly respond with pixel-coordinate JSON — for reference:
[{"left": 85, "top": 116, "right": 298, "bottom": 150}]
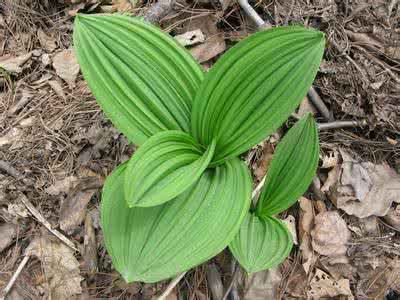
[
  {"left": 124, "top": 131, "right": 215, "bottom": 207},
  {"left": 73, "top": 14, "right": 204, "bottom": 146},
  {"left": 229, "top": 213, "right": 293, "bottom": 273},
  {"left": 256, "top": 114, "right": 319, "bottom": 216},
  {"left": 101, "top": 158, "right": 252, "bottom": 283},
  {"left": 191, "top": 26, "right": 324, "bottom": 164}
]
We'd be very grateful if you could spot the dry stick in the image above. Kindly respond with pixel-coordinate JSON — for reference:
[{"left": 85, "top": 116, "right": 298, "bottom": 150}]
[
  {"left": 19, "top": 194, "right": 78, "bottom": 251},
  {"left": 0, "top": 255, "right": 30, "bottom": 300},
  {"left": 318, "top": 119, "right": 367, "bottom": 131},
  {"left": 308, "top": 86, "right": 333, "bottom": 121},
  {"left": 157, "top": 272, "right": 187, "bottom": 300},
  {"left": 237, "top": 0, "right": 266, "bottom": 28}
]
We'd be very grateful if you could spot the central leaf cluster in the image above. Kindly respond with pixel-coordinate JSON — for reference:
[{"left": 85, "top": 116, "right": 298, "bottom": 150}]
[{"left": 73, "top": 14, "right": 324, "bottom": 283}]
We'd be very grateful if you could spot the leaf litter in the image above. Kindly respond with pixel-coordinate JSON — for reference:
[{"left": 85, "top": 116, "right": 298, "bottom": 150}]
[{"left": 1, "top": 0, "right": 400, "bottom": 298}]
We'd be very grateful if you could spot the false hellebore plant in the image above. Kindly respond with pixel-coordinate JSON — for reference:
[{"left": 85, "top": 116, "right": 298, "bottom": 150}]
[{"left": 73, "top": 14, "right": 324, "bottom": 282}]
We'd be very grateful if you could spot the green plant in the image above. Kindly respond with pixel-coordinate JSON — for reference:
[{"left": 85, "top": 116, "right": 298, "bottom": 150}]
[{"left": 73, "top": 14, "right": 324, "bottom": 283}]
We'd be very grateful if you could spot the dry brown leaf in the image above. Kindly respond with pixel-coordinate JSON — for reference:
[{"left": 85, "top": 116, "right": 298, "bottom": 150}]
[
  {"left": 357, "top": 258, "right": 400, "bottom": 299},
  {"left": 112, "top": 0, "right": 134, "bottom": 11},
  {"left": 253, "top": 142, "right": 274, "bottom": 182},
  {"left": 243, "top": 268, "right": 282, "bottom": 300},
  {"left": 45, "top": 176, "right": 78, "bottom": 196},
  {"left": 283, "top": 215, "right": 298, "bottom": 245},
  {"left": 321, "top": 150, "right": 339, "bottom": 169},
  {"left": 52, "top": 49, "right": 80, "bottom": 88},
  {"left": 0, "top": 128, "right": 21, "bottom": 147},
  {"left": 0, "top": 52, "right": 32, "bottom": 73},
  {"left": 48, "top": 80, "right": 66, "bottom": 100},
  {"left": 175, "top": 29, "right": 205, "bottom": 47},
  {"left": 308, "top": 269, "right": 353, "bottom": 299},
  {"left": 0, "top": 223, "right": 18, "bottom": 252},
  {"left": 83, "top": 213, "right": 97, "bottom": 274},
  {"left": 188, "top": 15, "right": 226, "bottom": 63},
  {"left": 329, "top": 150, "right": 400, "bottom": 218},
  {"left": 311, "top": 211, "right": 350, "bottom": 258},
  {"left": 37, "top": 28, "right": 57, "bottom": 52},
  {"left": 298, "top": 197, "right": 316, "bottom": 274},
  {"left": 383, "top": 205, "right": 400, "bottom": 229},
  {"left": 59, "top": 177, "right": 102, "bottom": 233},
  {"left": 294, "top": 96, "right": 316, "bottom": 119},
  {"left": 321, "top": 165, "right": 340, "bottom": 193},
  {"left": 320, "top": 256, "right": 354, "bottom": 281},
  {"left": 25, "top": 235, "right": 83, "bottom": 299}
]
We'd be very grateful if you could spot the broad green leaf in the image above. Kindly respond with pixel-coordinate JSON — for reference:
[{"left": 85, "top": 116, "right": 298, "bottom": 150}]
[
  {"left": 229, "top": 213, "right": 292, "bottom": 273},
  {"left": 101, "top": 158, "right": 252, "bottom": 283},
  {"left": 191, "top": 26, "right": 324, "bottom": 164},
  {"left": 73, "top": 14, "right": 204, "bottom": 146},
  {"left": 124, "top": 131, "right": 215, "bottom": 207},
  {"left": 256, "top": 114, "right": 319, "bottom": 216}
]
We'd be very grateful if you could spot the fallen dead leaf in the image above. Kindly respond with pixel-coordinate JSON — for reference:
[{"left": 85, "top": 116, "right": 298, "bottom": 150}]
[
  {"left": 329, "top": 150, "right": 400, "bottom": 218},
  {"left": 83, "top": 213, "right": 97, "bottom": 274},
  {"left": 0, "top": 52, "right": 32, "bottom": 73},
  {"left": 25, "top": 235, "right": 83, "bottom": 299},
  {"left": 7, "top": 202, "right": 29, "bottom": 219},
  {"left": 321, "top": 150, "right": 339, "bottom": 169},
  {"left": 37, "top": 28, "right": 57, "bottom": 52},
  {"left": 45, "top": 176, "right": 78, "bottom": 196},
  {"left": 0, "top": 223, "right": 18, "bottom": 252},
  {"left": 243, "top": 268, "right": 282, "bottom": 300},
  {"left": 52, "top": 49, "right": 80, "bottom": 88},
  {"left": 283, "top": 215, "right": 298, "bottom": 245},
  {"left": 0, "top": 128, "right": 22, "bottom": 147},
  {"left": 383, "top": 205, "right": 400, "bottom": 230},
  {"left": 253, "top": 142, "right": 274, "bottom": 182},
  {"left": 187, "top": 15, "right": 226, "bottom": 63},
  {"left": 311, "top": 211, "right": 351, "bottom": 258},
  {"left": 294, "top": 96, "right": 316, "bottom": 119},
  {"left": 298, "top": 197, "right": 316, "bottom": 274},
  {"left": 308, "top": 269, "right": 353, "bottom": 299},
  {"left": 48, "top": 80, "right": 66, "bottom": 100},
  {"left": 175, "top": 29, "right": 205, "bottom": 47},
  {"left": 59, "top": 177, "right": 103, "bottom": 233}
]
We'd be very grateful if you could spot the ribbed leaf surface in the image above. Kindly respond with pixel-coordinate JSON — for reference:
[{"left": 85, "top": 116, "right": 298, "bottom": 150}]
[
  {"left": 191, "top": 27, "right": 324, "bottom": 163},
  {"left": 229, "top": 213, "right": 292, "bottom": 273},
  {"left": 101, "top": 158, "right": 252, "bottom": 283},
  {"left": 73, "top": 14, "right": 204, "bottom": 146},
  {"left": 256, "top": 114, "right": 319, "bottom": 216},
  {"left": 124, "top": 131, "right": 215, "bottom": 207}
]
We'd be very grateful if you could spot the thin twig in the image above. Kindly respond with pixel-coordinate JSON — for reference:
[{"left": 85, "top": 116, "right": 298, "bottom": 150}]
[
  {"left": 157, "top": 272, "right": 186, "bottom": 300},
  {"left": 222, "top": 260, "right": 239, "bottom": 300},
  {"left": 0, "top": 255, "right": 30, "bottom": 300},
  {"left": 318, "top": 119, "right": 367, "bottom": 131},
  {"left": 19, "top": 193, "right": 78, "bottom": 251},
  {"left": 308, "top": 87, "right": 333, "bottom": 121},
  {"left": 237, "top": 0, "right": 266, "bottom": 28}
]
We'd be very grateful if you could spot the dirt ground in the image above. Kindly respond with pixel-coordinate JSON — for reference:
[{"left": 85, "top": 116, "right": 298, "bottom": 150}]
[{"left": 0, "top": 0, "right": 400, "bottom": 299}]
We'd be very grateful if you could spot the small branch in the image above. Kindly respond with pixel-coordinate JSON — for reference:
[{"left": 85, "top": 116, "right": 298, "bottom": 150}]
[
  {"left": 222, "top": 260, "right": 239, "bottom": 300},
  {"left": 0, "top": 255, "right": 30, "bottom": 300},
  {"left": 318, "top": 119, "right": 367, "bottom": 131},
  {"left": 144, "top": 0, "right": 175, "bottom": 24},
  {"left": 157, "top": 272, "right": 186, "bottom": 300},
  {"left": 237, "top": 0, "right": 267, "bottom": 28},
  {"left": 308, "top": 87, "right": 333, "bottom": 121},
  {"left": 19, "top": 194, "right": 78, "bottom": 251},
  {"left": 0, "top": 160, "right": 22, "bottom": 179}
]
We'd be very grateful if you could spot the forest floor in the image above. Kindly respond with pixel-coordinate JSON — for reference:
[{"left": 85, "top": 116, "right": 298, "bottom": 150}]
[{"left": 0, "top": 0, "right": 399, "bottom": 299}]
